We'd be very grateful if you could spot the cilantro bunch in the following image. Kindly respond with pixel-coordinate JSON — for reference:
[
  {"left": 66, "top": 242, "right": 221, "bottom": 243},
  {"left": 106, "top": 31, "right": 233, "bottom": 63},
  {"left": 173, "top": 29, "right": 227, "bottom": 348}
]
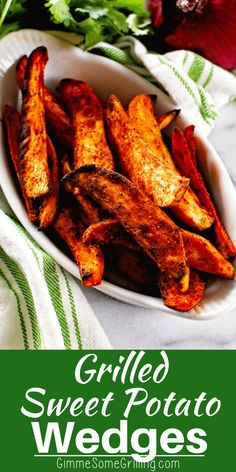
[{"left": 0, "top": 0, "right": 151, "bottom": 46}]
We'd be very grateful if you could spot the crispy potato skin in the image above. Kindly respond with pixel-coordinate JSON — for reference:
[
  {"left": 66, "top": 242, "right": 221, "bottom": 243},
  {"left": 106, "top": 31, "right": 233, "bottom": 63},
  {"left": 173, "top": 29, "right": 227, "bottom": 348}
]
[
  {"left": 61, "top": 154, "right": 101, "bottom": 225},
  {"left": 20, "top": 46, "right": 50, "bottom": 199},
  {"left": 82, "top": 219, "right": 141, "bottom": 253},
  {"left": 16, "top": 55, "right": 28, "bottom": 91},
  {"left": 17, "top": 55, "right": 72, "bottom": 149},
  {"left": 159, "top": 270, "right": 204, "bottom": 312},
  {"left": 111, "top": 247, "right": 158, "bottom": 288},
  {"left": 44, "top": 88, "right": 73, "bottom": 149},
  {"left": 64, "top": 165, "right": 189, "bottom": 291},
  {"left": 3, "top": 105, "right": 38, "bottom": 223},
  {"left": 181, "top": 229, "right": 234, "bottom": 279},
  {"left": 38, "top": 136, "right": 60, "bottom": 229},
  {"left": 155, "top": 109, "right": 180, "bottom": 130},
  {"left": 128, "top": 94, "right": 175, "bottom": 169},
  {"left": 106, "top": 94, "right": 189, "bottom": 208},
  {"left": 128, "top": 94, "right": 213, "bottom": 230},
  {"left": 172, "top": 127, "right": 236, "bottom": 258},
  {"left": 171, "top": 189, "right": 213, "bottom": 231},
  {"left": 53, "top": 206, "right": 104, "bottom": 286},
  {"left": 183, "top": 125, "right": 197, "bottom": 165},
  {"left": 59, "top": 79, "right": 114, "bottom": 170},
  {"left": 82, "top": 217, "right": 234, "bottom": 279}
]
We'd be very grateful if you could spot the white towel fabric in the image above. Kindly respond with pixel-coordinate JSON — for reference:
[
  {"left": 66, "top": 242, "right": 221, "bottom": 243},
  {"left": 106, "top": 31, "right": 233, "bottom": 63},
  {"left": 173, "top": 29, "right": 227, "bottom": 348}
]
[
  {"left": 0, "top": 191, "right": 111, "bottom": 349},
  {"left": 91, "top": 36, "right": 236, "bottom": 136},
  {"left": 1, "top": 31, "right": 236, "bottom": 350}
]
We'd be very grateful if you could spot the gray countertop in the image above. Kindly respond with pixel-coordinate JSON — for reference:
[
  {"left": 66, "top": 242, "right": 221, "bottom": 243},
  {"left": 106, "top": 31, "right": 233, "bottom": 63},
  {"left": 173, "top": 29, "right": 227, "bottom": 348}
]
[{"left": 82, "top": 103, "right": 236, "bottom": 349}]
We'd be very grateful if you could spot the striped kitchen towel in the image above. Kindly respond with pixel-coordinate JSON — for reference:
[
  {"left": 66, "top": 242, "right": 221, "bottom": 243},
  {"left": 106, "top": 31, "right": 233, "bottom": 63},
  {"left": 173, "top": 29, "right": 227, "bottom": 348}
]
[
  {"left": 90, "top": 36, "right": 236, "bottom": 136},
  {"left": 1, "top": 31, "right": 236, "bottom": 350},
  {"left": 0, "top": 190, "right": 111, "bottom": 350}
]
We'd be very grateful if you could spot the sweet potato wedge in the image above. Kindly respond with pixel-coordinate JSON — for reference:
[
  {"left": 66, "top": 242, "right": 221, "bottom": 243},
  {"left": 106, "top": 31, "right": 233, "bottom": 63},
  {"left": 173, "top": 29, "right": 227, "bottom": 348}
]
[
  {"left": 58, "top": 79, "right": 114, "bottom": 170},
  {"left": 16, "top": 54, "right": 28, "bottom": 90},
  {"left": 38, "top": 136, "right": 59, "bottom": 229},
  {"left": 63, "top": 165, "right": 189, "bottom": 292},
  {"left": 155, "top": 109, "right": 180, "bottom": 130},
  {"left": 53, "top": 206, "right": 104, "bottom": 286},
  {"left": 17, "top": 55, "right": 72, "bottom": 149},
  {"left": 107, "top": 94, "right": 189, "bottom": 208},
  {"left": 128, "top": 94, "right": 175, "bottom": 170},
  {"left": 3, "top": 105, "right": 38, "bottom": 223},
  {"left": 61, "top": 154, "right": 101, "bottom": 225},
  {"left": 82, "top": 219, "right": 141, "bottom": 253},
  {"left": 159, "top": 270, "right": 204, "bottom": 312},
  {"left": 44, "top": 88, "right": 73, "bottom": 149},
  {"left": 183, "top": 125, "right": 197, "bottom": 165},
  {"left": 181, "top": 229, "right": 234, "bottom": 279},
  {"left": 110, "top": 247, "right": 158, "bottom": 289},
  {"left": 172, "top": 127, "right": 236, "bottom": 258},
  {"left": 82, "top": 217, "right": 234, "bottom": 279},
  {"left": 20, "top": 46, "right": 50, "bottom": 199},
  {"left": 128, "top": 94, "right": 213, "bottom": 230}
]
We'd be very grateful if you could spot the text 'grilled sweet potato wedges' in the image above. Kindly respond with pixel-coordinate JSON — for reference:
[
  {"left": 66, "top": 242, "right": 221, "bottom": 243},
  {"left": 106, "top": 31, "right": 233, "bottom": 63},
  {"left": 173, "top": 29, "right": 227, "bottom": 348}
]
[
  {"left": 63, "top": 165, "right": 189, "bottom": 292},
  {"left": 128, "top": 93, "right": 213, "bottom": 230},
  {"left": 172, "top": 127, "right": 236, "bottom": 258},
  {"left": 59, "top": 79, "right": 114, "bottom": 170},
  {"left": 106, "top": 94, "right": 189, "bottom": 208}
]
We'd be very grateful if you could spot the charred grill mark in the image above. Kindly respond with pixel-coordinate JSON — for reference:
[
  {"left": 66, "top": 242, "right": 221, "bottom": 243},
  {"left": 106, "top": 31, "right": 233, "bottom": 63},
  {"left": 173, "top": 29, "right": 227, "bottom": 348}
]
[{"left": 63, "top": 165, "right": 189, "bottom": 289}]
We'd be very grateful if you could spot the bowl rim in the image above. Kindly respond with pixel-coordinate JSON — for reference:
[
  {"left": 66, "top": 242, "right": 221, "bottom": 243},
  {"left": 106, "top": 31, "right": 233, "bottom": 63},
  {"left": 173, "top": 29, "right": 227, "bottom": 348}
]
[{"left": 0, "top": 29, "right": 236, "bottom": 320}]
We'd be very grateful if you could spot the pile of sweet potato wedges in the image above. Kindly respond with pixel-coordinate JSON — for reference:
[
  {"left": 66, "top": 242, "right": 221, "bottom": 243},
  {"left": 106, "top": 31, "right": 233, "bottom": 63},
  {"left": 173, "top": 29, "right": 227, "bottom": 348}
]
[{"left": 3, "top": 46, "right": 236, "bottom": 312}]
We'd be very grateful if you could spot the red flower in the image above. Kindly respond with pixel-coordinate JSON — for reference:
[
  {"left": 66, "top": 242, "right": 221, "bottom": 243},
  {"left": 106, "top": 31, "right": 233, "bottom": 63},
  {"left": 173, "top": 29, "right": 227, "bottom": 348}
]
[{"left": 148, "top": 0, "right": 236, "bottom": 69}]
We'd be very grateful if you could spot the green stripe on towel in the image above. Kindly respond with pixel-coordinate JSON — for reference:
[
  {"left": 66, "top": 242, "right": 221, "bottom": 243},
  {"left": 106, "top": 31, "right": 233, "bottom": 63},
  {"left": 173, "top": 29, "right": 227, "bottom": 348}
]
[{"left": 0, "top": 246, "right": 41, "bottom": 349}]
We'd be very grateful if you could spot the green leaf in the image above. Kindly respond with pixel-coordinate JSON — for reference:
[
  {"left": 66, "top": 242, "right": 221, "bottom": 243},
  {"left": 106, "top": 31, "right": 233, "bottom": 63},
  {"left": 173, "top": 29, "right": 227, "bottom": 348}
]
[
  {"left": 76, "top": 7, "right": 108, "bottom": 20},
  {"left": 127, "top": 14, "right": 152, "bottom": 36},
  {"left": 0, "top": 0, "right": 26, "bottom": 27},
  {"left": 0, "top": 20, "right": 20, "bottom": 39},
  {"left": 44, "top": 0, "right": 76, "bottom": 27},
  {"left": 110, "top": 0, "right": 149, "bottom": 16},
  {"left": 0, "top": 0, "right": 151, "bottom": 48}
]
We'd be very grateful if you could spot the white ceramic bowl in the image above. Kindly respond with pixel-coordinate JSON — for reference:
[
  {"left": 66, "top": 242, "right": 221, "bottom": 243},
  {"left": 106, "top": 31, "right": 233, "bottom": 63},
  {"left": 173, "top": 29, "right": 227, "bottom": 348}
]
[{"left": 0, "top": 29, "right": 236, "bottom": 319}]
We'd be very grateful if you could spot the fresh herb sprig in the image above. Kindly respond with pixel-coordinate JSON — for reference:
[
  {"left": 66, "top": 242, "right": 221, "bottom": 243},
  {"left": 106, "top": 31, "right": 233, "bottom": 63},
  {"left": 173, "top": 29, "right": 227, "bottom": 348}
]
[{"left": 0, "top": 0, "right": 151, "bottom": 46}]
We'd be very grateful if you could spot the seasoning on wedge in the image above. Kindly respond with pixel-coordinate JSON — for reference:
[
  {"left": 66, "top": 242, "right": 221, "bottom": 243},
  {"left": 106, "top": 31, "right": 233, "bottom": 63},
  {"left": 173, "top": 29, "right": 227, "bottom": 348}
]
[
  {"left": 172, "top": 127, "right": 236, "bottom": 259},
  {"left": 16, "top": 54, "right": 72, "bottom": 149},
  {"left": 181, "top": 229, "right": 234, "bottom": 279},
  {"left": 82, "top": 218, "right": 141, "bottom": 253},
  {"left": 61, "top": 153, "right": 101, "bottom": 226},
  {"left": 38, "top": 136, "right": 60, "bottom": 229},
  {"left": 128, "top": 93, "right": 213, "bottom": 230},
  {"left": 59, "top": 79, "right": 114, "bottom": 170},
  {"left": 106, "top": 94, "right": 190, "bottom": 208},
  {"left": 3, "top": 105, "right": 38, "bottom": 223},
  {"left": 159, "top": 270, "right": 205, "bottom": 312},
  {"left": 63, "top": 165, "right": 190, "bottom": 292},
  {"left": 53, "top": 205, "right": 104, "bottom": 286},
  {"left": 20, "top": 46, "right": 50, "bottom": 199},
  {"left": 82, "top": 218, "right": 234, "bottom": 280},
  {"left": 155, "top": 109, "right": 180, "bottom": 130}
]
